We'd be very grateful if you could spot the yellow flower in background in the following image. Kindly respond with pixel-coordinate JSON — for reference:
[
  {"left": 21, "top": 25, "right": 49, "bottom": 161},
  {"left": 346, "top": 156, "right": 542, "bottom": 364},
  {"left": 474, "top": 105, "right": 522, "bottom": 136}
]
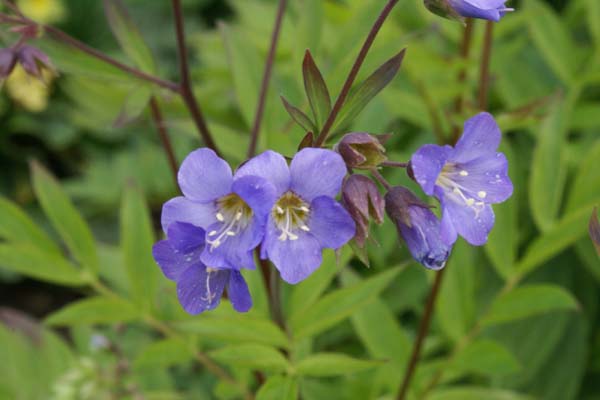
[
  {"left": 17, "top": 0, "right": 66, "bottom": 24},
  {"left": 5, "top": 64, "right": 54, "bottom": 112}
]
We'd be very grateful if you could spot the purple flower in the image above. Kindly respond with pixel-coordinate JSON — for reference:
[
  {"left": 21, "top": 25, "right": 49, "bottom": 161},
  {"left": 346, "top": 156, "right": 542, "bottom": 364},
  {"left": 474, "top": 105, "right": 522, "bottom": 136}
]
[
  {"left": 236, "top": 148, "right": 356, "bottom": 284},
  {"left": 341, "top": 174, "right": 385, "bottom": 247},
  {"left": 410, "top": 112, "right": 513, "bottom": 246},
  {"left": 385, "top": 186, "right": 451, "bottom": 270},
  {"left": 0, "top": 48, "right": 17, "bottom": 79},
  {"left": 424, "top": 0, "right": 514, "bottom": 22},
  {"left": 161, "top": 148, "right": 276, "bottom": 271},
  {"left": 152, "top": 222, "right": 252, "bottom": 314}
]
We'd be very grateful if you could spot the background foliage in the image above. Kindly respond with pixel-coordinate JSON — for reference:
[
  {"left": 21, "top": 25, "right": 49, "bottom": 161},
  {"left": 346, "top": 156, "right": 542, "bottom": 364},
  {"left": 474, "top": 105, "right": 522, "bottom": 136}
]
[{"left": 0, "top": 0, "right": 599, "bottom": 399}]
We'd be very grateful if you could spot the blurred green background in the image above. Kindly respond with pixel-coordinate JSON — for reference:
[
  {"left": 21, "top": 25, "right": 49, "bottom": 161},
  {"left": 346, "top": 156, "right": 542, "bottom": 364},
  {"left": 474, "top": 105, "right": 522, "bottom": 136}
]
[{"left": 1, "top": 0, "right": 599, "bottom": 399}]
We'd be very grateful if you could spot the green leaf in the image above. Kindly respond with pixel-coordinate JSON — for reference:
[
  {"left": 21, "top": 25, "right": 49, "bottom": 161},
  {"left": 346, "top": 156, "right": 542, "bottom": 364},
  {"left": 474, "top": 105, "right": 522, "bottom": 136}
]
[
  {"left": 585, "top": 0, "right": 600, "bottom": 46},
  {"left": 527, "top": 0, "right": 577, "bottom": 84},
  {"left": 428, "top": 387, "right": 534, "bottom": 400},
  {"left": 296, "top": 353, "right": 384, "bottom": 377},
  {"left": 289, "top": 267, "right": 400, "bottom": 340},
  {"left": 31, "top": 161, "right": 98, "bottom": 274},
  {"left": 120, "top": 184, "right": 159, "bottom": 308},
  {"left": 113, "top": 84, "right": 153, "bottom": 128},
  {"left": 103, "top": 0, "right": 156, "bottom": 73},
  {"left": 0, "top": 243, "right": 84, "bottom": 286},
  {"left": 482, "top": 284, "right": 578, "bottom": 327},
  {"left": 484, "top": 141, "right": 517, "bottom": 279},
  {"left": 303, "top": 50, "right": 331, "bottom": 129},
  {"left": 45, "top": 296, "right": 139, "bottom": 326},
  {"left": 529, "top": 99, "right": 572, "bottom": 231},
  {"left": 281, "top": 96, "right": 317, "bottom": 133},
  {"left": 566, "top": 141, "right": 600, "bottom": 213},
  {"left": 176, "top": 314, "right": 289, "bottom": 348},
  {"left": 0, "top": 196, "right": 60, "bottom": 255},
  {"left": 288, "top": 248, "right": 351, "bottom": 318},
  {"left": 334, "top": 49, "right": 406, "bottom": 132},
  {"left": 437, "top": 240, "right": 476, "bottom": 341},
  {"left": 451, "top": 339, "right": 521, "bottom": 377},
  {"left": 517, "top": 206, "right": 593, "bottom": 276},
  {"left": 209, "top": 344, "right": 290, "bottom": 372},
  {"left": 256, "top": 376, "right": 298, "bottom": 400},
  {"left": 134, "top": 338, "right": 192, "bottom": 369},
  {"left": 590, "top": 207, "right": 600, "bottom": 257}
]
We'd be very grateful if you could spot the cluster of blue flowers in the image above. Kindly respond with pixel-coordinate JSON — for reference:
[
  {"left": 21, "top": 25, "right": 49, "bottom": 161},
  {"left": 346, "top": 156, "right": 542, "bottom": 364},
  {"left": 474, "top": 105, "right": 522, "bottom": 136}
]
[{"left": 153, "top": 112, "right": 513, "bottom": 315}]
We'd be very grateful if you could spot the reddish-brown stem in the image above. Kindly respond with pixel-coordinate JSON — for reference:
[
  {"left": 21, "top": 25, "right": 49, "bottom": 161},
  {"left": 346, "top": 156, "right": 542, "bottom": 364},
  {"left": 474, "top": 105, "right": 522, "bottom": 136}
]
[
  {"left": 313, "top": 0, "right": 399, "bottom": 147},
  {"left": 477, "top": 21, "right": 494, "bottom": 110},
  {"left": 370, "top": 168, "right": 392, "bottom": 190},
  {"left": 247, "top": 0, "right": 287, "bottom": 158},
  {"left": 382, "top": 160, "right": 408, "bottom": 168},
  {"left": 149, "top": 97, "right": 178, "bottom": 186},
  {"left": 170, "top": 0, "right": 219, "bottom": 154},
  {"left": 396, "top": 266, "right": 447, "bottom": 400},
  {"left": 451, "top": 18, "right": 474, "bottom": 142}
]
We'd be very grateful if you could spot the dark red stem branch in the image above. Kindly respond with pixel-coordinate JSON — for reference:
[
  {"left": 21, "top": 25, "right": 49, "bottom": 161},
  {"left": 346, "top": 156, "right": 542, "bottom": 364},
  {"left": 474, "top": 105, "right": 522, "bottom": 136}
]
[
  {"left": 313, "top": 0, "right": 399, "bottom": 147},
  {"left": 247, "top": 0, "right": 287, "bottom": 158},
  {"left": 477, "top": 21, "right": 494, "bottom": 110},
  {"left": 451, "top": 18, "right": 474, "bottom": 142},
  {"left": 171, "top": 0, "right": 219, "bottom": 154},
  {"left": 149, "top": 97, "right": 178, "bottom": 186}
]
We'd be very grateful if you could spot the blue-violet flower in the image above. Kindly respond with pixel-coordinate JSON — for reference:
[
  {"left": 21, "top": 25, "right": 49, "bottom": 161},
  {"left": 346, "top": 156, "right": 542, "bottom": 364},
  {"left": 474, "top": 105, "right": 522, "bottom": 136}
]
[
  {"left": 410, "top": 112, "right": 513, "bottom": 246},
  {"left": 385, "top": 186, "right": 451, "bottom": 270},
  {"left": 424, "top": 0, "right": 514, "bottom": 22},
  {"left": 152, "top": 222, "right": 252, "bottom": 314},
  {"left": 236, "top": 148, "right": 356, "bottom": 284},
  {"left": 160, "top": 148, "right": 276, "bottom": 271}
]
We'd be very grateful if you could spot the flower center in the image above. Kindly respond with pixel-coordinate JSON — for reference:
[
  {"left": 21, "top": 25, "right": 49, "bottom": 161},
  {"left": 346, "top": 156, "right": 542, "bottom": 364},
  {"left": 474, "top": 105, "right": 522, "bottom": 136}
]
[
  {"left": 206, "top": 194, "right": 252, "bottom": 251},
  {"left": 273, "top": 191, "right": 311, "bottom": 241},
  {"left": 436, "top": 163, "right": 486, "bottom": 216}
]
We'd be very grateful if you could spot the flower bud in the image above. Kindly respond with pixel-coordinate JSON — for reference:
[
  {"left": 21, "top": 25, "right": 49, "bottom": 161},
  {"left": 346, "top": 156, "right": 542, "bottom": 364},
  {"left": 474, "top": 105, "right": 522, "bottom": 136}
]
[
  {"left": 16, "top": 45, "right": 55, "bottom": 80},
  {"left": 0, "top": 48, "right": 17, "bottom": 79},
  {"left": 336, "top": 132, "right": 387, "bottom": 170},
  {"left": 424, "top": 0, "right": 514, "bottom": 23},
  {"left": 385, "top": 186, "right": 451, "bottom": 270},
  {"left": 341, "top": 174, "right": 385, "bottom": 247}
]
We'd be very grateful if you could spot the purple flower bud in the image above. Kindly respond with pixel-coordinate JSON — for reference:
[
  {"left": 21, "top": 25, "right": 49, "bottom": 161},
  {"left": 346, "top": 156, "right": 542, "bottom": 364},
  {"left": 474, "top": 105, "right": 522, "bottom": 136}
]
[
  {"left": 385, "top": 186, "right": 451, "bottom": 270},
  {"left": 16, "top": 45, "right": 54, "bottom": 79},
  {"left": 424, "top": 0, "right": 514, "bottom": 23},
  {"left": 341, "top": 174, "right": 385, "bottom": 247},
  {"left": 0, "top": 48, "right": 17, "bottom": 79},
  {"left": 336, "top": 132, "right": 388, "bottom": 170}
]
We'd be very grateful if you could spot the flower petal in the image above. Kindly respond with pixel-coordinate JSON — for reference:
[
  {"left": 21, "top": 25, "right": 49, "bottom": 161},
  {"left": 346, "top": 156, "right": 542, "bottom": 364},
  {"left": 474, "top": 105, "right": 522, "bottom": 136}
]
[
  {"left": 178, "top": 148, "right": 233, "bottom": 202},
  {"left": 308, "top": 196, "right": 355, "bottom": 249},
  {"left": 450, "top": 0, "right": 504, "bottom": 21},
  {"left": 167, "top": 222, "right": 205, "bottom": 253},
  {"left": 161, "top": 196, "right": 217, "bottom": 233},
  {"left": 227, "top": 271, "right": 252, "bottom": 312},
  {"left": 290, "top": 148, "right": 347, "bottom": 201},
  {"left": 410, "top": 144, "right": 453, "bottom": 195},
  {"left": 232, "top": 175, "right": 277, "bottom": 219},
  {"left": 176, "top": 265, "right": 229, "bottom": 315},
  {"left": 263, "top": 218, "right": 323, "bottom": 284},
  {"left": 201, "top": 219, "right": 262, "bottom": 270},
  {"left": 452, "top": 112, "right": 501, "bottom": 163},
  {"left": 441, "top": 194, "right": 495, "bottom": 246},
  {"left": 152, "top": 240, "right": 203, "bottom": 281},
  {"left": 235, "top": 150, "right": 290, "bottom": 196},
  {"left": 453, "top": 152, "right": 513, "bottom": 203}
]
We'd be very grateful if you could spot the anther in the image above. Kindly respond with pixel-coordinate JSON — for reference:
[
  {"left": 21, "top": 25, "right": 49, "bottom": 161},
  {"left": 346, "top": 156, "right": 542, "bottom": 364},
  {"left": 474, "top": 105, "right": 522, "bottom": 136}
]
[
  {"left": 206, "top": 267, "right": 218, "bottom": 273},
  {"left": 216, "top": 212, "right": 224, "bottom": 222},
  {"left": 208, "top": 230, "right": 218, "bottom": 236},
  {"left": 465, "top": 198, "right": 475, "bottom": 206},
  {"left": 226, "top": 231, "right": 236, "bottom": 236},
  {"left": 276, "top": 206, "right": 285, "bottom": 214},
  {"left": 477, "top": 191, "right": 487, "bottom": 199},
  {"left": 300, "top": 225, "right": 310, "bottom": 232},
  {"left": 300, "top": 206, "right": 309, "bottom": 212},
  {"left": 235, "top": 210, "right": 243, "bottom": 220},
  {"left": 459, "top": 170, "right": 469, "bottom": 176}
]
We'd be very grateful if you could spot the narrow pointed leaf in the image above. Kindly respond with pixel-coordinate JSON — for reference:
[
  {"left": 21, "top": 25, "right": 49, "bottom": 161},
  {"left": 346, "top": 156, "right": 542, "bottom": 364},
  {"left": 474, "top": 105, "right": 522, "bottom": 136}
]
[
  {"left": 113, "top": 84, "right": 152, "bottom": 128},
  {"left": 334, "top": 49, "right": 406, "bottom": 131},
  {"left": 31, "top": 162, "right": 98, "bottom": 274},
  {"left": 256, "top": 376, "right": 298, "bottom": 400},
  {"left": 209, "top": 344, "right": 290, "bottom": 372},
  {"left": 103, "top": 0, "right": 156, "bottom": 73},
  {"left": 133, "top": 338, "right": 192, "bottom": 369},
  {"left": 296, "top": 353, "right": 384, "bottom": 377},
  {"left": 303, "top": 50, "right": 331, "bottom": 129},
  {"left": 45, "top": 296, "right": 139, "bottom": 326},
  {"left": 281, "top": 96, "right": 317, "bottom": 133},
  {"left": 590, "top": 207, "right": 600, "bottom": 257},
  {"left": 0, "top": 243, "right": 84, "bottom": 286},
  {"left": 482, "top": 284, "right": 578, "bottom": 327}
]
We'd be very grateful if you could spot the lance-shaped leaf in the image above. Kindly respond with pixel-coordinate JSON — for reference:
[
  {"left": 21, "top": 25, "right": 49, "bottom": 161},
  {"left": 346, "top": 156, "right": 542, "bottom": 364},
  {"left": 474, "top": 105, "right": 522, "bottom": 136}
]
[
  {"left": 590, "top": 207, "right": 600, "bottom": 257},
  {"left": 303, "top": 50, "right": 331, "bottom": 129},
  {"left": 281, "top": 96, "right": 317, "bottom": 133},
  {"left": 113, "top": 84, "right": 152, "bottom": 128},
  {"left": 334, "top": 49, "right": 406, "bottom": 132},
  {"left": 103, "top": 0, "right": 156, "bottom": 73}
]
